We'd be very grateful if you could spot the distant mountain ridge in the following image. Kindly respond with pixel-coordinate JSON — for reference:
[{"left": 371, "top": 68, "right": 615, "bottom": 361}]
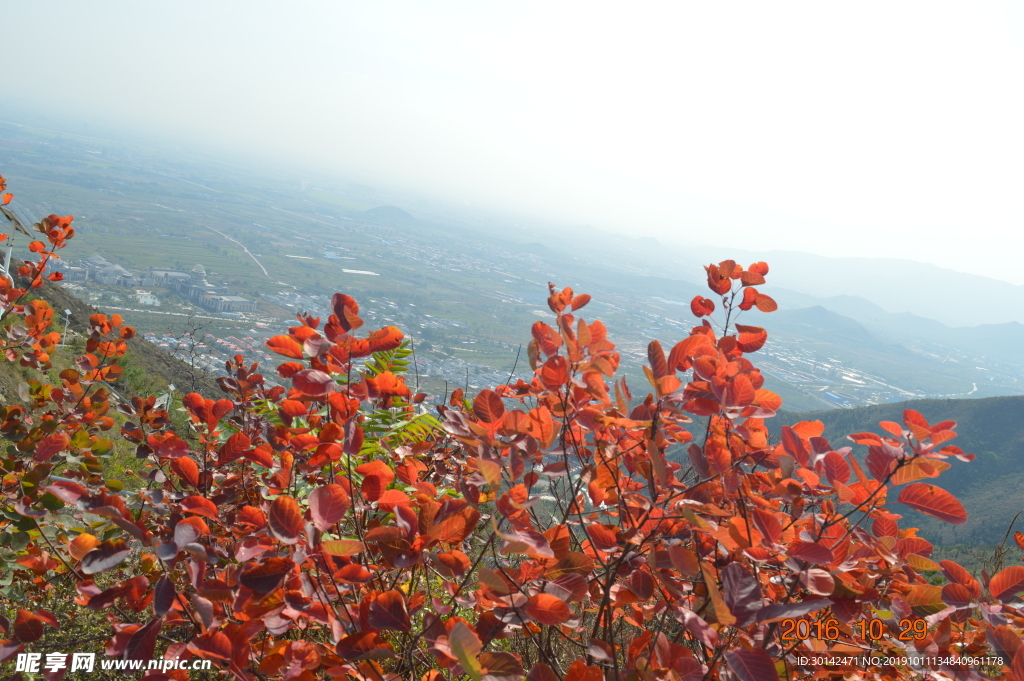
[
  {"left": 681, "top": 247, "right": 1024, "bottom": 328},
  {"left": 770, "top": 288, "right": 1024, "bottom": 370}
]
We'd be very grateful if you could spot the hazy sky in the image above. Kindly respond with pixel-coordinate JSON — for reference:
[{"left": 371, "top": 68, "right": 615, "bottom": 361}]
[{"left": 5, "top": 2, "right": 1024, "bottom": 282}]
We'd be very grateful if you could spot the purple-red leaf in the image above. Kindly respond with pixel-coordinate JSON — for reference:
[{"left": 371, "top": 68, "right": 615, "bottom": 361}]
[
  {"left": 726, "top": 648, "right": 778, "bottom": 681},
  {"left": 309, "top": 484, "right": 351, "bottom": 531},
  {"left": 81, "top": 539, "right": 131, "bottom": 575},
  {"left": 367, "top": 590, "right": 410, "bottom": 632}
]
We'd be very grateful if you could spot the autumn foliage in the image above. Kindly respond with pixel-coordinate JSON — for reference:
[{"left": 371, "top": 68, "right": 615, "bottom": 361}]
[{"left": 2, "top": 173, "right": 1024, "bottom": 681}]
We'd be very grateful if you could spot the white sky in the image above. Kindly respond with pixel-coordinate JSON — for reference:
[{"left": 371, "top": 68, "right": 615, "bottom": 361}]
[{"left": 4, "top": 2, "right": 1024, "bottom": 282}]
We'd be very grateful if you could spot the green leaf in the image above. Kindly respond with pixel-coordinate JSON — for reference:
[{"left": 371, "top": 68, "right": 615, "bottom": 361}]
[
  {"left": 39, "top": 492, "right": 65, "bottom": 511},
  {"left": 90, "top": 438, "right": 113, "bottom": 456}
]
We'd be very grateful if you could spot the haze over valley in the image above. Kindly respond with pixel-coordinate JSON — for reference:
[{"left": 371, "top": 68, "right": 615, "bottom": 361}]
[{"left": 2, "top": 117, "right": 1021, "bottom": 413}]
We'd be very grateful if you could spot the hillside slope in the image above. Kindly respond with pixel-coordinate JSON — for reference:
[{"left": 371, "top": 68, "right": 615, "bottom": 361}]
[
  {"left": 0, "top": 279, "right": 223, "bottom": 404},
  {"left": 775, "top": 396, "right": 1024, "bottom": 545}
]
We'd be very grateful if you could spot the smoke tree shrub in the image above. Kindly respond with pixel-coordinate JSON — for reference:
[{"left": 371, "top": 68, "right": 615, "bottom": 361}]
[{"left": 1, "top": 172, "right": 1022, "bottom": 681}]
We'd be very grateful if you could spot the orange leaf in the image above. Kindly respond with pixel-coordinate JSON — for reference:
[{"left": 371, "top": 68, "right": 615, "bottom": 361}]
[
  {"left": 321, "top": 539, "right": 365, "bottom": 557},
  {"left": 563, "top": 659, "right": 603, "bottom": 681},
  {"left": 734, "top": 325, "right": 767, "bottom": 353},
  {"left": 266, "top": 335, "right": 304, "bottom": 359},
  {"left": 525, "top": 593, "right": 573, "bottom": 625},
  {"left": 754, "top": 293, "right": 777, "bottom": 312},
  {"left": 377, "top": 489, "right": 411, "bottom": 513},
  {"left": 180, "top": 495, "right": 218, "bottom": 519},
  {"left": 356, "top": 460, "right": 395, "bottom": 502},
  {"left": 690, "top": 296, "right": 715, "bottom": 317},
  {"left": 822, "top": 451, "right": 850, "bottom": 485},
  {"left": 268, "top": 495, "right": 304, "bottom": 543},
  {"left": 989, "top": 566, "right": 1024, "bottom": 600},
  {"left": 170, "top": 457, "right": 200, "bottom": 488},
  {"left": 473, "top": 389, "right": 505, "bottom": 424},
  {"left": 68, "top": 533, "right": 100, "bottom": 561},
  {"left": 2, "top": 193, "right": 12, "bottom": 205},
  {"left": 897, "top": 483, "right": 967, "bottom": 525},
  {"left": 570, "top": 294, "right": 591, "bottom": 310}
]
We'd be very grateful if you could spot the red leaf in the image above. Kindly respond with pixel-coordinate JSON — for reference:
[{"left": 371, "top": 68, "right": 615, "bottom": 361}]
[
  {"left": 790, "top": 542, "right": 835, "bottom": 565},
  {"left": 335, "top": 632, "right": 395, "bottom": 661},
  {"left": 68, "top": 533, "right": 100, "bottom": 561},
  {"left": 13, "top": 610, "right": 47, "bottom": 643},
  {"left": 897, "top": 483, "right": 967, "bottom": 525},
  {"left": 740, "top": 271, "right": 766, "bottom": 286},
  {"left": 309, "top": 484, "right": 350, "bottom": 531},
  {"left": 45, "top": 480, "right": 88, "bottom": 504},
  {"left": 989, "top": 566, "right": 1024, "bottom": 600},
  {"left": 331, "top": 293, "right": 363, "bottom": 332},
  {"left": 268, "top": 495, "right": 304, "bottom": 543},
  {"left": 540, "top": 356, "right": 569, "bottom": 389},
  {"left": 799, "top": 568, "right": 835, "bottom": 596},
  {"left": 754, "top": 293, "right": 777, "bottom": 312},
  {"left": 355, "top": 460, "right": 395, "bottom": 502},
  {"left": 33, "top": 432, "right": 69, "bottom": 462},
  {"left": 585, "top": 524, "right": 618, "bottom": 551},
  {"left": 147, "top": 432, "right": 190, "bottom": 459},
  {"left": 563, "top": 660, "right": 603, "bottom": 681},
  {"left": 873, "top": 516, "right": 899, "bottom": 538},
  {"left": 188, "top": 631, "right": 233, "bottom": 662},
  {"left": 292, "top": 369, "right": 334, "bottom": 396},
  {"left": 181, "top": 495, "right": 218, "bottom": 519},
  {"left": 941, "top": 583, "right": 973, "bottom": 607},
  {"left": 239, "top": 557, "right": 294, "bottom": 594},
  {"left": 266, "top": 335, "right": 304, "bottom": 359},
  {"left": 124, "top": 616, "right": 163, "bottom": 661},
  {"left": 174, "top": 516, "right": 209, "bottom": 545},
  {"left": 371, "top": 326, "right": 406, "bottom": 354},
  {"left": 367, "top": 590, "right": 411, "bottom": 631},
  {"left": 734, "top": 325, "right": 767, "bottom": 353},
  {"left": 739, "top": 287, "right": 759, "bottom": 311},
  {"left": 480, "top": 651, "right": 525, "bottom": 681},
  {"left": 725, "top": 648, "right": 777, "bottom": 681},
  {"left": 377, "top": 489, "right": 411, "bottom": 513},
  {"left": 169, "top": 457, "right": 200, "bottom": 488},
  {"left": 822, "top": 451, "right": 850, "bottom": 485},
  {"left": 570, "top": 294, "right": 591, "bottom": 311},
  {"left": 153, "top": 576, "right": 177, "bottom": 617},
  {"left": 473, "top": 389, "right": 505, "bottom": 424},
  {"left": 750, "top": 509, "right": 781, "bottom": 546},
  {"left": 690, "top": 296, "right": 715, "bottom": 317},
  {"left": 524, "top": 593, "right": 573, "bottom": 625},
  {"left": 720, "top": 563, "right": 762, "bottom": 627},
  {"left": 848, "top": 432, "right": 882, "bottom": 446},
  {"left": 238, "top": 505, "right": 267, "bottom": 529}
]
